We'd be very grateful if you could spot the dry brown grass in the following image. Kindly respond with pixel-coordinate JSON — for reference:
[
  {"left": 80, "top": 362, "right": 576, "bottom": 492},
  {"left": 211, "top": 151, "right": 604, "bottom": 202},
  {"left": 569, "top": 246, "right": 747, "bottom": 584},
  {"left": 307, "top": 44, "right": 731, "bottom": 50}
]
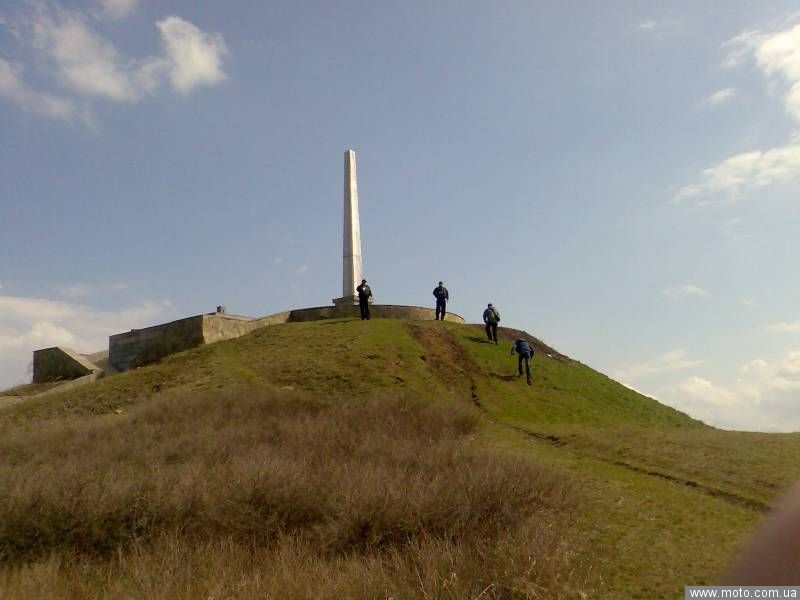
[
  {"left": 0, "top": 527, "right": 586, "bottom": 599},
  {"left": 0, "top": 386, "right": 587, "bottom": 598}
]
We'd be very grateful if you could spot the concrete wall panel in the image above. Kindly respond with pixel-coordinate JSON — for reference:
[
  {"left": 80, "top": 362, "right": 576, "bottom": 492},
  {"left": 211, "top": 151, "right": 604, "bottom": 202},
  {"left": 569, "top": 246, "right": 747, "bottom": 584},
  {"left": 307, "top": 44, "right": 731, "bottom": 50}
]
[
  {"left": 108, "top": 316, "right": 205, "bottom": 372},
  {"left": 202, "top": 312, "right": 290, "bottom": 344},
  {"left": 33, "top": 347, "right": 99, "bottom": 383}
]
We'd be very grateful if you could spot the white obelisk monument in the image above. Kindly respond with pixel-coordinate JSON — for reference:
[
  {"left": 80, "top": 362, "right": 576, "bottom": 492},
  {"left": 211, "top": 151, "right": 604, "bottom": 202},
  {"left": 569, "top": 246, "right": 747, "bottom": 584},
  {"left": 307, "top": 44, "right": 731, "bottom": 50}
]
[{"left": 333, "top": 149, "right": 364, "bottom": 305}]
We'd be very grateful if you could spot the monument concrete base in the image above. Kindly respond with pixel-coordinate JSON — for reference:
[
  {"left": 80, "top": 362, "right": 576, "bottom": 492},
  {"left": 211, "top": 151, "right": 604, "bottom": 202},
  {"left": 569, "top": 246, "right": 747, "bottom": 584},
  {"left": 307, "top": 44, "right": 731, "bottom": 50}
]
[
  {"left": 332, "top": 295, "right": 374, "bottom": 306},
  {"left": 292, "top": 304, "right": 464, "bottom": 323},
  {"left": 332, "top": 295, "right": 358, "bottom": 306}
]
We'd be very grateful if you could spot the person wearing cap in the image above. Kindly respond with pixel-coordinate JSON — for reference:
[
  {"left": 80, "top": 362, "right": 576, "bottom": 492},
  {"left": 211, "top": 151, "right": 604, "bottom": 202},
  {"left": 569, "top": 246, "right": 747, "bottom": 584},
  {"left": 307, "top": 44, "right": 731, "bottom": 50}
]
[
  {"left": 510, "top": 338, "right": 534, "bottom": 385},
  {"left": 432, "top": 281, "right": 450, "bottom": 321},
  {"left": 483, "top": 303, "right": 501, "bottom": 344},
  {"left": 356, "top": 279, "right": 372, "bottom": 320}
]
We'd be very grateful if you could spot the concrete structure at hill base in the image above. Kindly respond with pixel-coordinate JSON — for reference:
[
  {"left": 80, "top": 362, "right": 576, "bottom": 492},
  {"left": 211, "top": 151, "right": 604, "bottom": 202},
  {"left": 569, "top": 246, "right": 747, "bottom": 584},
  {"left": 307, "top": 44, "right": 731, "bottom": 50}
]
[
  {"left": 29, "top": 149, "right": 464, "bottom": 387},
  {"left": 33, "top": 347, "right": 103, "bottom": 383},
  {"left": 107, "top": 309, "right": 287, "bottom": 373}
]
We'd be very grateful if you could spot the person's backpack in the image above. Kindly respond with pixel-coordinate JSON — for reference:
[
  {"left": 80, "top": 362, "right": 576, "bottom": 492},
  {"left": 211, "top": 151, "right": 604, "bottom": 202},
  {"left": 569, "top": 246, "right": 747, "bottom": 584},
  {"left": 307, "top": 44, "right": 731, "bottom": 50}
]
[
  {"left": 492, "top": 308, "right": 500, "bottom": 322},
  {"left": 516, "top": 340, "right": 532, "bottom": 355}
]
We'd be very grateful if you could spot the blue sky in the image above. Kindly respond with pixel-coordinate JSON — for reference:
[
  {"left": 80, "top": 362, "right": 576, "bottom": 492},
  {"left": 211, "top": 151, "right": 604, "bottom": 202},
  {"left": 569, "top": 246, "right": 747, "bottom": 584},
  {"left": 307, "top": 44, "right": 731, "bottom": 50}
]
[{"left": 3, "top": 0, "right": 800, "bottom": 431}]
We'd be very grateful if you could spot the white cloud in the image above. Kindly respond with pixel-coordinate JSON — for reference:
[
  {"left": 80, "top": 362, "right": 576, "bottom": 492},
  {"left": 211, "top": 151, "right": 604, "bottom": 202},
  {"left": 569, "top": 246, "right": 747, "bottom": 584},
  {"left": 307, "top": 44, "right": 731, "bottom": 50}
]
[
  {"left": 663, "top": 284, "right": 710, "bottom": 299},
  {"left": 722, "top": 30, "right": 762, "bottom": 68},
  {"left": 661, "top": 351, "right": 800, "bottom": 431},
  {"left": 29, "top": 4, "right": 140, "bottom": 101},
  {"left": 0, "top": 296, "right": 79, "bottom": 322},
  {"left": 296, "top": 264, "right": 310, "bottom": 274},
  {"left": 675, "top": 144, "right": 800, "bottom": 201},
  {"left": 0, "top": 2, "right": 228, "bottom": 122},
  {"left": 748, "top": 24, "right": 800, "bottom": 121},
  {"left": 704, "top": 87, "right": 736, "bottom": 106},
  {"left": 679, "top": 376, "right": 738, "bottom": 406},
  {"left": 767, "top": 321, "right": 800, "bottom": 333},
  {"left": 741, "top": 296, "right": 759, "bottom": 308},
  {"left": 635, "top": 18, "right": 680, "bottom": 33},
  {"left": 55, "top": 281, "right": 130, "bottom": 299},
  {"left": 97, "top": 0, "right": 137, "bottom": 21},
  {"left": 155, "top": 16, "right": 228, "bottom": 93},
  {"left": 56, "top": 284, "right": 90, "bottom": 299},
  {"left": 0, "top": 294, "right": 174, "bottom": 389},
  {"left": 677, "top": 21, "right": 800, "bottom": 201},
  {"left": 0, "top": 57, "right": 83, "bottom": 121},
  {"left": 615, "top": 348, "right": 704, "bottom": 382},
  {"left": 667, "top": 376, "right": 755, "bottom": 429},
  {"left": 721, "top": 217, "right": 754, "bottom": 240},
  {"left": 0, "top": 320, "right": 76, "bottom": 352}
]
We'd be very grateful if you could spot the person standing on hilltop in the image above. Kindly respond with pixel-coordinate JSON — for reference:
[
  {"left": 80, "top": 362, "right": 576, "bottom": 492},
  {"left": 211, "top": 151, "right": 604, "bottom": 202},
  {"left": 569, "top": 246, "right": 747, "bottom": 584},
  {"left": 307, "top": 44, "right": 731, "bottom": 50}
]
[
  {"left": 483, "top": 303, "right": 501, "bottom": 344},
  {"left": 356, "top": 279, "right": 372, "bottom": 320},
  {"left": 511, "top": 338, "right": 534, "bottom": 385},
  {"left": 433, "top": 281, "right": 449, "bottom": 321}
]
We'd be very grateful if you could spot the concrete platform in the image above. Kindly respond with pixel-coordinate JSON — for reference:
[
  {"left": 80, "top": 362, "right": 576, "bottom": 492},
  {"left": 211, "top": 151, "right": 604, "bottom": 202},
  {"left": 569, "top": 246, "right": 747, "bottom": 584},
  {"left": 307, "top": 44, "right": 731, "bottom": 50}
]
[{"left": 288, "top": 304, "right": 464, "bottom": 323}]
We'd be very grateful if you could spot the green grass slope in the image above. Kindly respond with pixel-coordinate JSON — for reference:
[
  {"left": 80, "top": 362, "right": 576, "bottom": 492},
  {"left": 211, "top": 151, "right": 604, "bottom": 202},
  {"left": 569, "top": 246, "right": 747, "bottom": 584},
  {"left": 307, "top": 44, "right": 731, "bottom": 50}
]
[
  {"left": 1, "top": 318, "right": 798, "bottom": 599},
  {"left": 0, "top": 319, "right": 697, "bottom": 429}
]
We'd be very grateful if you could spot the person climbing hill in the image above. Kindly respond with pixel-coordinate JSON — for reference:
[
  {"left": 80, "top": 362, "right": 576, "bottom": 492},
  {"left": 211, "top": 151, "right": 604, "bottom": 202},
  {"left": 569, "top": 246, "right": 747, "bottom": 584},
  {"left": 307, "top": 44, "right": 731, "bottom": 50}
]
[
  {"left": 483, "top": 303, "right": 500, "bottom": 344},
  {"left": 510, "top": 338, "right": 534, "bottom": 385}
]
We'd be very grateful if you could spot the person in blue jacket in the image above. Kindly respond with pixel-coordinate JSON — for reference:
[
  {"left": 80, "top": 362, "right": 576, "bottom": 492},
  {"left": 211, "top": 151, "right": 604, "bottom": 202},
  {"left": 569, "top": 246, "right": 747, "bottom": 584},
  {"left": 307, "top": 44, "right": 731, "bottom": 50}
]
[
  {"left": 510, "top": 338, "right": 534, "bottom": 385},
  {"left": 433, "top": 281, "right": 449, "bottom": 320}
]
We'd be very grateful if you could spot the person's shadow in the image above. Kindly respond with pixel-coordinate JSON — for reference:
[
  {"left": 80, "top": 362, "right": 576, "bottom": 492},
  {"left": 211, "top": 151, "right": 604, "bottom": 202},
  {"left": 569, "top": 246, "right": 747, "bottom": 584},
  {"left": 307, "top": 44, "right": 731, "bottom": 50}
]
[
  {"left": 467, "top": 336, "right": 493, "bottom": 344},
  {"left": 466, "top": 336, "right": 515, "bottom": 379},
  {"left": 489, "top": 373, "right": 518, "bottom": 382}
]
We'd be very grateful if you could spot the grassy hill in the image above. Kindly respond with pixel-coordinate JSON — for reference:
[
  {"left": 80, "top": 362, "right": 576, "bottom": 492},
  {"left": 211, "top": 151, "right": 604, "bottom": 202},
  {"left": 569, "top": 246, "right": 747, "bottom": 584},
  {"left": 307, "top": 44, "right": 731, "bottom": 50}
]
[{"left": 1, "top": 319, "right": 798, "bottom": 598}]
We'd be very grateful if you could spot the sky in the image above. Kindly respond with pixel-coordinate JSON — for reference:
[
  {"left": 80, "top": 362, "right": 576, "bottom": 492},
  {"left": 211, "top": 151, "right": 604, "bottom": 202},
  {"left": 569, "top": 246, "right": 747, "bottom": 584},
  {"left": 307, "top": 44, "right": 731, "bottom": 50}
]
[{"left": 2, "top": 1, "right": 800, "bottom": 431}]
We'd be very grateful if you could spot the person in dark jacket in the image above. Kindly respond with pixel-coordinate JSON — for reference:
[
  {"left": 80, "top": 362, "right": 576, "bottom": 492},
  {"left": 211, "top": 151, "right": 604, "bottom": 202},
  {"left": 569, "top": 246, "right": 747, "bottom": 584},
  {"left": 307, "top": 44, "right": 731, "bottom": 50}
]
[
  {"left": 483, "top": 303, "right": 500, "bottom": 344},
  {"left": 433, "top": 281, "right": 449, "bottom": 320},
  {"left": 511, "top": 338, "right": 534, "bottom": 385},
  {"left": 356, "top": 279, "right": 372, "bottom": 320}
]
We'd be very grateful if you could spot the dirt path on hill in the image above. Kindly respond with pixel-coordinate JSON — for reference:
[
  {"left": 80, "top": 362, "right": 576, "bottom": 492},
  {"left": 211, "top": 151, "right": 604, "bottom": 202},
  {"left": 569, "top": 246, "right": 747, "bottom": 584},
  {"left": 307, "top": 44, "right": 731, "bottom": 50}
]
[
  {"left": 409, "top": 323, "right": 768, "bottom": 513},
  {"left": 407, "top": 323, "right": 483, "bottom": 397}
]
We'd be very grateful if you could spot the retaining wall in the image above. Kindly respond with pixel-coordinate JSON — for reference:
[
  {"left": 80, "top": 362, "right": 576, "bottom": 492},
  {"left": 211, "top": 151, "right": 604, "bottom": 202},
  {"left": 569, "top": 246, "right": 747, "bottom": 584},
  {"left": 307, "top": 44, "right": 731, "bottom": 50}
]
[
  {"left": 109, "top": 315, "right": 205, "bottom": 372},
  {"left": 203, "top": 311, "right": 291, "bottom": 343},
  {"left": 33, "top": 347, "right": 101, "bottom": 383},
  {"left": 108, "top": 312, "right": 294, "bottom": 372}
]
